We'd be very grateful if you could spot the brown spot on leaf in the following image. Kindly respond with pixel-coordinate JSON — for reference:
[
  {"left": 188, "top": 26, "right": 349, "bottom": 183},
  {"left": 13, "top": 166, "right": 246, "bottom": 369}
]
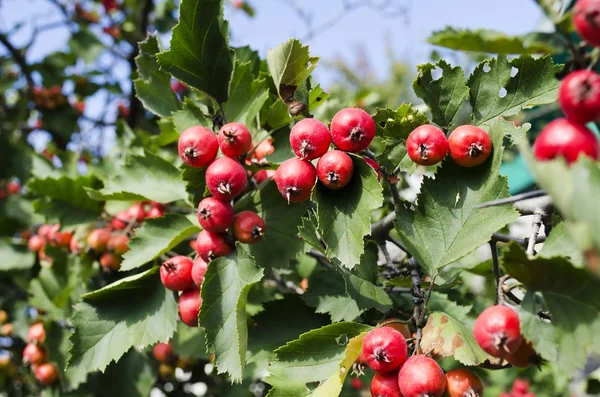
[
  {"left": 440, "top": 315, "right": 448, "bottom": 324},
  {"left": 452, "top": 334, "right": 464, "bottom": 349}
]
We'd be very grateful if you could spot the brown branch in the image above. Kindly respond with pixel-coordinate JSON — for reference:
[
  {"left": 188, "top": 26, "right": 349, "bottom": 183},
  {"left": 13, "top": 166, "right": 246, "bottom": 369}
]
[{"left": 0, "top": 32, "right": 35, "bottom": 89}]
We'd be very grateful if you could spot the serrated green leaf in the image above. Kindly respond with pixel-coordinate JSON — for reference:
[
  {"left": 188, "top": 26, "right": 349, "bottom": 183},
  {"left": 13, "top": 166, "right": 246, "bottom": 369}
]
[
  {"left": 413, "top": 60, "right": 469, "bottom": 128},
  {"left": 309, "top": 84, "right": 330, "bottom": 111},
  {"left": 267, "top": 39, "right": 319, "bottom": 98},
  {"left": 171, "top": 98, "right": 212, "bottom": 132},
  {"left": 0, "top": 240, "right": 35, "bottom": 271},
  {"left": 468, "top": 55, "right": 561, "bottom": 125},
  {"left": 45, "top": 323, "right": 88, "bottom": 391},
  {"left": 225, "top": 60, "right": 269, "bottom": 125},
  {"left": 134, "top": 33, "right": 179, "bottom": 117},
  {"left": 68, "top": 29, "right": 103, "bottom": 64},
  {"left": 119, "top": 214, "right": 199, "bottom": 271},
  {"left": 395, "top": 118, "right": 520, "bottom": 276},
  {"left": 298, "top": 210, "right": 324, "bottom": 251},
  {"left": 540, "top": 222, "right": 585, "bottom": 268},
  {"left": 200, "top": 246, "right": 264, "bottom": 382},
  {"left": 302, "top": 270, "right": 362, "bottom": 323},
  {"left": 172, "top": 322, "right": 209, "bottom": 360},
  {"left": 339, "top": 266, "right": 392, "bottom": 313},
  {"left": 428, "top": 28, "right": 567, "bottom": 54},
  {"left": 265, "top": 322, "right": 372, "bottom": 397},
  {"left": 157, "top": 0, "right": 234, "bottom": 103},
  {"left": 68, "top": 267, "right": 178, "bottom": 377},
  {"left": 29, "top": 247, "right": 72, "bottom": 319},
  {"left": 312, "top": 155, "right": 384, "bottom": 269},
  {"left": 101, "top": 350, "right": 156, "bottom": 397},
  {"left": 266, "top": 99, "right": 293, "bottom": 130}
]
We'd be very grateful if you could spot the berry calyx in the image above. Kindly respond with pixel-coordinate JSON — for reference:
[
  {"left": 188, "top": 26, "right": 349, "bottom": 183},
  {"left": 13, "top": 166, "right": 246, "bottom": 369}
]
[
  {"left": 473, "top": 305, "right": 522, "bottom": 358},
  {"left": 406, "top": 124, "right": 449, "bottom": 166},
  {"left": 218, "top": 122, "right": 252, "bottom": 157},
  {"left": 153, "top": 342, "right": 173, "bottom": 363},
  {"left": 205, "top": 157, "right": 248, "bottom": 200},
  {"left": 505, "top": 339, "right": 541, "bottom": 368},
  {"left": 363, "top": 157, "right": 381, "bottom": 181},
  {"left": 160, "top": 256, "right": 195, "bottom": 291},
  {"left": 361, "top": 326, "right": 407, "bottom": 373},
  {"left": 274, "top": 158, "right": 317, "bottom": 203},
  {"left": 448, "top": 126, "right": 492, "bottom": 167},
  {"left": 178, "top": 289, "right": 202, "bottom": 327},
  {"left": 445, "top": 368, "right": 484, "bottom": 397},
  {"left": 27, "top": 323, "right": 46, "bottom": 344},
  {"left": 197, "top": 197, "right": 234, "bottom": 232},
  {"left": 178, "top": 126, "right": 219, "bottom": 168},
  {"left": 87, "top": 228, "right": 112, "bottom": 252},
  {"left": 23, "top": 343, "right": 47, "bottom": 365},
  {"left": 28, "top": 235, "right": 46, "bottom": 252},
  {"left": 289, "top": 118, "right": 331, "bottom": 160},
  {"left": 559, "top": 70, "right": 600, "bottom": 123},
  {"left": 99, "top": 252, "right": 122, "bottom": 271},
  {"left": 316, "top": 150, "right": 354, "bottom": 190},
  {"left": 397, "top": 355, "right": 447, "bottom": 397},
  {"left": 532, "top": 118, "right": 599, "bottom": 164},
  {"left": 192, "top": 257, "right": 208, "bottom": 287},
  {"left": 196, "top": 230, "right": 234, "bottom": 262},
  {"left": 370, "top": 370, "right": 401, "bottom": 397},
  {"left": 107, "top": 234, "right": 129, "bottom": 255},
  {"left": 574, "top": 0, "right": 600, "bottom": 47},
  {"left": 330, "top": 108, "right": 376, "bottom": 152},
  {"left": 34, "top": 363, "right": 59, "bottom": 386},
  {"left": 232, "top": 211, "right": 265, "bottom": 244}
]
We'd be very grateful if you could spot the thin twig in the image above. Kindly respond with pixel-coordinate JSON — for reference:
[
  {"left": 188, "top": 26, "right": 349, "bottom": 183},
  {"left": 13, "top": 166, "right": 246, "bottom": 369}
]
[
  {"left": 492, "top": 232, "right": 546, "bottom": 247},
  {"left": 0, "top": 32, "right": 35, "bottom": 89},
  {"left": 527, "top": 212, "right": 543, "bottom": 256},
  {"left": 408, "top": 258, "right": 424, "bottom": 354},
  {"left": 387, "top": 236, "right": 409, "bottom": 255},
  {"left": 489, "top": 240, "right": 502, "bottom": 305},
  {"left": 475, "top": 190, "right": 547, "bottom": 209}
]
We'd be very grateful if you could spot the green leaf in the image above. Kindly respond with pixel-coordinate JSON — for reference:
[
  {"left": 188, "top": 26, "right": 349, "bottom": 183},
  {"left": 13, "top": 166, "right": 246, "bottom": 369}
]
[
  {"left": 29, "top": 247, "right": 72, "bottom": 320},
  {"left": 101, "top": 350, "right": 156, "bottom": 397},
  {"left": 134, "top": 33, "right": 179, "bottom": 117},
  {"left": 265, "top": 322, "right": 372, "bottom": 397},
  {"left": 199, "top": 246, "right": 264, "bottom": 382},
  {"left": 68, "top": 267, "right": 178, "bottom": 377},
  {"left": 87, "top": 151, "right": 190, "bottom": 204},
  {"left": 428, "top": 28, "right": 568, "bottom": 54},
  {"left": 172, "top": 322, "right": 209, "bottom": 360},
  {"left": 171, "top": 98, "right": 212, "bottom": 132},
  {"left": 468, "top": 55, "right": 561, "bottom": 125},
  {"left": 413, "top": 60, "right": 469, "bottom": 128},
  {"left": 157, "top": 0, "right": 234, "bottom": 103},
  {"left": 181, "top": 165, "right": 208, "bottom": 205},
  {"left": 298, "top": 210, "right": 324, "bottom": 252},
  {"left": 225, "top": 60, "right": 269, "bottom": 125},
  {"left": 0, "top": 240, "right": 35, "bottom": 271},
  {"left": 339, "top": 266, "right": 392, "bottom": 313},
  {"left": 540, "top": 222, "right": 585, "bottom": 268},
  {"left": 267, "top": 38, "right": 319, "bottom": 98},
  {"left": 120, "top": 214, "right": 200, "bottom": 271},
  {"left": 395, "top": 118, "right": 520, "bottom": 276},
  {"left": 236, "top": 181, "right": 306, "bottom": 270},
  {"left": 312, "top": 155, "right": 384, "bottom": 269},
  {"left": 302, "top": 270, "right": 362, "bottom": 323},
  {"left": 68, "top": 29, "right": 103, "bottom": 64},
  {"left": 309, "top": 83, "right": 330, "bottom": 111}
]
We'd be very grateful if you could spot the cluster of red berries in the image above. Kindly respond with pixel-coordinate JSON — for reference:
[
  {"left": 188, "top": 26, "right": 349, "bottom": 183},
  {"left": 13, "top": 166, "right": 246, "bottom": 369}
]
[
  {"left": 74, "top": 4, "right": 100, "bottom": 24},
  {"left": 358, "top": 324, "right": 484, "bottom": 397},
  {"left": 0, "top": 179, "right": 21, "bottom": 200},
  {"left": 110, "top": 201, "right": 165, "bottom": 230},
  {"left": 32, "top": 86, "right": 65, "bottom": 111},
  {"left": 21, "top": 323, "right": 59, "bottom": 386},
  {"left": 473, "top": 305, "right": 540, "bottom": 369},
  {"left": 501, "top": 379, "right": 536, "bottom": 397},
  {"left": 406, "top": 124, "right": 493, "bottom": 168},
  {"left": 274, "top": 108, "right": 377, "bottom": 203}
]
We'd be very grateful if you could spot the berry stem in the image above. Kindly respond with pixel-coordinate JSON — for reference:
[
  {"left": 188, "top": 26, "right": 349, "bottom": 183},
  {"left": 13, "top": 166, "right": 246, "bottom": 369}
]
[{"left": 489, "top": 240, "right": 504, "bottom": 305}]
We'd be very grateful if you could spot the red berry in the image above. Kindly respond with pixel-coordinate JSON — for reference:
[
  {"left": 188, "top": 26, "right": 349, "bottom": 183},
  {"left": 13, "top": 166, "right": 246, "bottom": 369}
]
[
  {"left": 195, "top": 230, "right": 234, "bottom": 262},
  {"left": 205, "top": 157, "right": 247, "bottom": 200},
  {"left": 370, "top": 370, "right": 401, "bottom": 396},
  {"left": 70, "top": 236, "right": 82, "bottom": 254},
  {"left": 178, "top": 126, "right": 219, "bottom": 168},
  {"left": 406, "top": 124, "right": 449, "bottom": 165},
  {"left": 559, "top": 70, "right": 600, "bottom": 123},
  {"left": 218, "top": 122, "right": 252, "bottom": 157},
  {"left": 28, "top": 236, "right": 46, "bottom": 253},
  {"left": 351, "top": 377, "right": 363, "bottom": 390},
  {"left": 127, "top": 202, "right": 147, "bottom": 222},
  {"left": 87, "top": 228, "right": 112, "bottom": 252},
  {"left": 512, "top": 378, "right": 530, "bottom": 394},
  {"left": 316, "top": 151, "right": 354, "bottom": 190},
  {"left": 289, "top": 118, "right": 331, "bottom": 160},
  {"left": 397, "top": 355, "right": 446, "bottom": 397},
  {"left": 160, "top": 256, "right": 195, "bottom": 291},
  {"left": 574, "top": 0, "right": 600, "bottom": 46},
  {"left": 473, "top": 305, "right": 522, "bottom": 358},
  {"left": 153, "top": 342, "right": 173, "bottom": 363},
  {"left": 363, "top": 157, "right": 381, "bottom": 181},
  {"left": 445, "top": 368, "right": 484, "bottom": 397},
  {"left": 197, "top": 197, "right": 234, "bottom": 232},
  {"left": 51, "top": 230, "right": 73, "bottom": 248},
  {"left": 27, "top": 323, "right": 46, "bottom": 344},
  {"left": 361, "top": 326, "right": 407, "bottom": 373},
  {"left": 533, "top": 118, "right": 599, "bottom": 164},
  {"left": 147, "top": 206, "right": 165, "bottom": 218},
  {"left": 330, "top": 108, "right": 376, "bottom": 152},
  {"left": 274, "top": 158, "right": 317, "bottom": 203},
  {"left": 23, "top": 343, "right": 47, "bottom": 365},
  {"left": 6, "top": 181, "right": 21, "bottom": 195},
  {"left": 37, "top": 224, "right": 53, "bottom": 240},
  {"left": 34, "top": 363, "right": 59, "bottom": 386},
  {"left": 505, "top": 339, "right": 540, "bottom": 368},
  {"left": 107, "top": 234, "right": 129, "bottom": 255},
  {"left": 46, "top": 224, "right": 60, "bottom": 243},
  {"left": 99, "top": 252, "right": 122, "bottom": 271},
  {"left": 253, "top": 169, "right": 276, "bottom": 184},
  {"left": 252, "top": 138, "right": 275, "bottom": 160},
  {"left": 231, "top": 211, "right": 265, "bottom": 244},
  {"left": 192, "top": 257, "right": 208, "bottom": 287},
  {"left": 111, "top": 215, "right": 128, "bottom": 230},
  {"left": 178, "top": 289, "right": 202, "bottom": 327},
  {"left": 448, "top": 125, "right": 492, "bottom": 167}
]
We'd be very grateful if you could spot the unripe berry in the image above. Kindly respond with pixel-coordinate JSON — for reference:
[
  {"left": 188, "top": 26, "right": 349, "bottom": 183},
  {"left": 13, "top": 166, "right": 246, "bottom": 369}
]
[
  {"left": 1, "top": 323, "right": 13, "bottom": 336},
  {"left": 159, "top": 363, "right": 175, "bottom": 380},
  {"left": 232, "top": 211, "right": 265, "bottom": 244},
  {"left": 153, "top": 342, "right": 173, "bottom": 363},
  {"left": 23, "top": 343, "right": 47, "bottom": 365},
  {"left": 448, "top": 126, "right": 492, "bottom": 167},
  {"left": 160, "top": 256, "right": 195, "bottom": 291},
  {"left": 361, "top": 326, "right": 407, "bottom": 373},
  {"left": 370, "top": 370, "right": 401, "bottom": 397},
  {"left": 473, "top": 305, "right": 522, "bottom": 358},
  {"left": 27, "top": 323, "right": 46, "bottom": 344},
  {"left": 559, "top": 70, "right": 600, "bottom": 123},
  {"left": 0, "top": 310, "right": 6, "bottom": 323},
  {"left": 205, "top": 157, "right": 247, "bottom": 200},
  {"left": 445, "top": 368, "right": 484, "bottom": 397},
  {"left": 406, "top": 124, "right": 449, "bottom": 165},
  {"left": 397, "top": 355, "right": 446, "bottom": 397},
  {"left": 34, "top": 363, "right": 59, "bottom": 386},
  {"left": 192, "top": 257, "right": 208, "bottom": 287},
  {"left": 178, "top": 289, "right": 202, "bottom": 327},
  {"left": 107, "top": 234, "right": 129, "bottom": 255},
  {"left": 178, "top": 126, "right": 219, "bottom": 168},
  {"left": 28, "top": 236, "right": 46, "bottom": 252},
  {"left": 363, "top": 157, "right": 381, "bottom": 181},
  {"left": 574, "top": 0, "right": 600, "bottom": 47},
  {"left": 218, "top": 122, "right": 252, "bottom": 157},
  {"left": 533, "top": 118, "right": 599, "bottom": 164},
  {"left": 196, "top": 230, "right": 234, "bottom": 262},
  {"left": 87, "top": 228, "right": 112, "bottom": 252},
  {"left": 330, "top": 108, "right": 376, "bottom": 152},
  {"left": 197, "top": 197, "right": 234, "bottom": 232},
  {"left": 316, "top": 151, "right": 354, "bottom": 190},
  {"left": 289, "top": 118, "right": 331, "bottom": 160},
  {"left": 274, "top": 158, "right": 317, "bottom": 203},
  {"left": 99, "top": 252, "right": 122, "bottom": 271},
  {"left": 251, "top": 138, "right": 275, "bottom": 161}
]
